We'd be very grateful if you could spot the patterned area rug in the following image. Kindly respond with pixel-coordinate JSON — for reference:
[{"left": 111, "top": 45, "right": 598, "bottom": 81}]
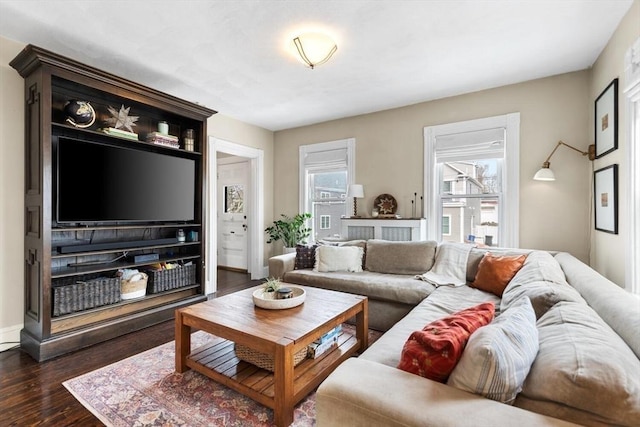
[{"left": 63, "top": 325, "right": 381, "bottom": 427}]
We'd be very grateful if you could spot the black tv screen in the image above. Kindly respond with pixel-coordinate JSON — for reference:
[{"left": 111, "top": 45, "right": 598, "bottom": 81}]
[{"left": 56, "top": 138, "right": 196, "bottom": 223}]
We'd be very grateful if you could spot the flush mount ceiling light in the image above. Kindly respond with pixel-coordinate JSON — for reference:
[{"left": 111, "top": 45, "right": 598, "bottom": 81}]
[
  {"left": 293, "top": 32, "right": 337, "bottom": 69},
  {"left": 533, "top": 140, "right": 596, "bottom": 181}
]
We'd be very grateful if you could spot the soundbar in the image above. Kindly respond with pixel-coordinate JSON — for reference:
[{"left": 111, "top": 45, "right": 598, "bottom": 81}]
[
  {"left": 58, "top": 238, "right": 180, "bottom": 254},
  {"left": 133, "top": 253, "right": 160, "bottom": 263}
]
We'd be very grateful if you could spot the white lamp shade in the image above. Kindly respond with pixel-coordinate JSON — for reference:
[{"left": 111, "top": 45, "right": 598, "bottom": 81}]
[
  {"left": 293, "top": 33, "right": 337, "bottom": 68},
  {"left": 347, "top": 184, "right": 364, "bottom": 198},
  {"left": 533, "top": 167, "right": 556, "bottom": 181}
]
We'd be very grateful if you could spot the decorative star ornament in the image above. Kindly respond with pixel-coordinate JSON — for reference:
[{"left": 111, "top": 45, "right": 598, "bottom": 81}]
[{"left": 105, "top": 105, "right": 139, "bottom": 132}]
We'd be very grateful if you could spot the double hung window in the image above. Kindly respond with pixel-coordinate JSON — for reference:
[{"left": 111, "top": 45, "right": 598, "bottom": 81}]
[
  {"left": 299, "top": 138, "right": 355, "bottom": 241},
  {"left": 424, "top": 114, "right": 520, "bottom": 247}
]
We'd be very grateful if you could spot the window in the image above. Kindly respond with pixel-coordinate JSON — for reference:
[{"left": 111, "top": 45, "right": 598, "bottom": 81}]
[
  {"left": 442, "top": 215, "right": 451, "bottom": 235},
  {"left": 624, "top": 37, "right": 640, "bottom": 293},
  {"left": 424, "top": 114, "right": 520, "bottom": 247},
  {"left": 320, "top": 215, "right": 331, "bottom": 229},
  {"left": 442, "top": 180, "right": 453, "bottom": 194},
  {"left": 300, "top": 138, "right": 356, "bottom": 241}
]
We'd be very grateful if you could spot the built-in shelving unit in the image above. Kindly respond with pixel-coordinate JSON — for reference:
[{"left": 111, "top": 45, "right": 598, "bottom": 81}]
[{"left": 11, "top": 44, "right": 216, "bottom": 361}]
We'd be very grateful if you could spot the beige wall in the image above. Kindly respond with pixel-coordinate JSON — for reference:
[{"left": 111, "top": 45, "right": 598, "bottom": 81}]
[
  {"left": 0, "top": 36, "right": 275, "bottom": 348},
  {"left": 0, "top": 37, "right": 26, "bottom": 350},
  {"left": 589, "top": 0, "right": 640, "bottom": 287},
  {"left": 207, "top": 114, "right": 275, "bottom": 264},
  {"left": 275, "top": 71, "right": 592, "bottom": 263}
]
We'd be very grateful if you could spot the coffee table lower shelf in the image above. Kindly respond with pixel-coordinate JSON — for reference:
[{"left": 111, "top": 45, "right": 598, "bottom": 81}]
[{"left": 185, "top": 330, "right": 360, "bottom": 409}]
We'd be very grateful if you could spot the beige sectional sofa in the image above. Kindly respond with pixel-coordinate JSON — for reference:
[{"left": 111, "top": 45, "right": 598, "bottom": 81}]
[{"left": 268, "top": 240, "right": 640, "bottom": 427}]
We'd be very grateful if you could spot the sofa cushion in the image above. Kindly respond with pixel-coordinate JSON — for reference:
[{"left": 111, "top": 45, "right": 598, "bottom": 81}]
[
  {"left": 294, "top": 244, "right": 317, "bottom": 269},
  {"left": 314, "top": 245, "right": 364, "bottom": 272},
  {"left": 471, "top": 253, "right": 527, "bottom": 296},
  {"left": 501, "top": 251, "right": 585, "bottom": 319},
  {"left": 555, "top": 252, "right": 640, "bottom": 359},
  {"left": 283, "top": 269, "right": 434, "bottom": 305},
  {"left": 519, "top": 301, "right": 640, "bottom": 426},
  {"left": 448, "top": 296, "right": 538, "bottom": 404},
  {"left": 397, "top": 302, "right": 495, "bottom": 382},
  {"left": 365, "top": 239, "right": 437, "bottom": 275}
]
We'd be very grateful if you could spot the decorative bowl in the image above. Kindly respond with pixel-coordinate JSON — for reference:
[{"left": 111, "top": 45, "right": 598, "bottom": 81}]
[{"left": 252, "top": 286, "right": 306, "bottom": 309}]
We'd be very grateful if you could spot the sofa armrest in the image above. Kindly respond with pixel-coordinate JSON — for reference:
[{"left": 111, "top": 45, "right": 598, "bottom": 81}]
[
  {"left": 317, "top": 358, "right": 579, "bottom": 427},
  {"left": 267, "top": 252, "right": 296, "bottom": 279}
]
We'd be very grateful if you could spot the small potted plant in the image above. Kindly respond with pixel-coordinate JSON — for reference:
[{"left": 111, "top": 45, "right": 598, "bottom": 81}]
[
  {"left": 263, "top": 277, "right": 281, "bottom": 294},
  {"left": 265, "top": 213, "right": 312, "bottom": 253}
]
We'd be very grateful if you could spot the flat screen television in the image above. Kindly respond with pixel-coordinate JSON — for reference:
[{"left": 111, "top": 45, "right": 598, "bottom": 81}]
[{"left": 56, "top": 137, "right": 196, "bottom": 224}]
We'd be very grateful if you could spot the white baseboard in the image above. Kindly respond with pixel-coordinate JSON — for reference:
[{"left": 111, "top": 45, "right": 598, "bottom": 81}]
[{"left": 0, "top": 323, "right": 22, "bottom": 352}]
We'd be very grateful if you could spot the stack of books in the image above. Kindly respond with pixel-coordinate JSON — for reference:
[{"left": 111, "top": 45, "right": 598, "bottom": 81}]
[
  {"left": 307, "top": 325, "right": 342, "bottom": 359},
  {"left": 146, "top": 131, "right": 180, "bottom": 149},
  {"left": 100, "top": 127, "right": 139, "bottom": 141}
]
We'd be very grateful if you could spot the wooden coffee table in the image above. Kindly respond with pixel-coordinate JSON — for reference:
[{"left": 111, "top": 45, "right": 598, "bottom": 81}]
[{"left": 175, "top": 284, "right": 368, "bottom": 427}]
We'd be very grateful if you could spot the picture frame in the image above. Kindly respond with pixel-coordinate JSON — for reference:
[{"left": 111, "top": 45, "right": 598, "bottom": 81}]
[
  {"left": 594, "top": 78, "right": 618, "bottom": 158},
  {"left": 594, "top": 164, "right": 618, "bottom": 234}
]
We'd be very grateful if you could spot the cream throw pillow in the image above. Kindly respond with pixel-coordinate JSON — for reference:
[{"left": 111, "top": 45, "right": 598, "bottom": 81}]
[
  {"left": 447, "top": 296, "right": 539, "bottom": 404},
  {"left": 314, "top": 246, "right": 364, "bottom": 272}
]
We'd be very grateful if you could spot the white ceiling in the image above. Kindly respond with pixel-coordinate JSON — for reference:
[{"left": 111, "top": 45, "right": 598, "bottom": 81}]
[{"left": 0, "top": 0, "right": 633, "bottom": 131}]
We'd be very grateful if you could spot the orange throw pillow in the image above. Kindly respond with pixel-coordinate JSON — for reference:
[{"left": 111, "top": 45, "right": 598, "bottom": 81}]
[
  {"left": 397, "top": 302, "right": 495, "bottom": 382},
  {"left": 472, "top": 253, "right": 527, "bottom": 297}
]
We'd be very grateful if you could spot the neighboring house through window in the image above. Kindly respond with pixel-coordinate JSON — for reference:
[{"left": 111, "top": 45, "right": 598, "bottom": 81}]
[
  {"left": 299, "top": 138, "right": 356, "bottom": 241},
  {"left": 424, "top": 113, "right": 520, "bottom": 247}
]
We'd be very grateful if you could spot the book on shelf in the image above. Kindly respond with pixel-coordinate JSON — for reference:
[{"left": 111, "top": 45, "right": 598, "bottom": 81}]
[
  {"left": 99, "top": 127, "right": 139, "bottom": 141},
  {"left": 307, "top": 334, "right": 339, "bottom": 359},
  {"left": 146, "top": 131, "right": 178, "bottom": 142},
  {"left": 146, "top": 132, "right": 180, "bottom": 149},
  {"left": 148, "top": 139, "right": 180, "bottom": 149},
  {"left": 318, "top": 324, "right": 342, "bottom": 344}
]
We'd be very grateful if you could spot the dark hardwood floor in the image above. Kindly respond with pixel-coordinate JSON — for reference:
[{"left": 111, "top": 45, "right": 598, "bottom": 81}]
[{"left": 0, "top": 270, "right": 261, "bottom": 426}]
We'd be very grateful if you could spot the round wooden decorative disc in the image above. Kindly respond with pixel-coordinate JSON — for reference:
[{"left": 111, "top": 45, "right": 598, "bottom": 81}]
[{"left": 374, "top": 194, "right": 397, "bottom": 215}]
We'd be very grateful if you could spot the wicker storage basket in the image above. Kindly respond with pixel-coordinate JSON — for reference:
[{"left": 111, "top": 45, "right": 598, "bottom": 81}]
[
  {"left": 235, "top": 343, "right": 307, "bottom": 371},
  {"left": 52, "top": 275, "right": 121, "bottom": 317},
  {"left": 145, "top": 264, "right": 196, "bottom": 294},
  {"left": 121, "top": 272, "right": 148, "bottom": 300}
]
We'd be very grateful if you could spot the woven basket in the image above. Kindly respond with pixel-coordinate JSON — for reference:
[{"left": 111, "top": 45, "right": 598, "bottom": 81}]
[
  {"left": 235, "top": 343, "right": 307, "bottom": 371},
  {"left": 52, "top": 275, "right": 121, "bottom": 317},
  {"left": 145, "top": 264, "right": 196, "bottom": 294},
  {"left": 121, "top": 272, "right": 148, "bottom": 300}
]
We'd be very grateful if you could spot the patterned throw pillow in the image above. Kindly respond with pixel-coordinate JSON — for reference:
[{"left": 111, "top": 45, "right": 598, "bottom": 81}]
[
  {"left": 397, "top": 302, "right": 495, "bottom": 382},
  {"left": 294, "top": 244, "right": 317, "bottom": 270},
  {"left": 471, "top": 253, "right": 527, "bottom": 296},
  {"left": 447, "top": 296, "right": 539, "bottom": 404}
]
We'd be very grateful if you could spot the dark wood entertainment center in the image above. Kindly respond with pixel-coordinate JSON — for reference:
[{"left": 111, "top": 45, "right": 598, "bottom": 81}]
[{"left": 10, "top": 45, "right": 216, "bottom": 361}]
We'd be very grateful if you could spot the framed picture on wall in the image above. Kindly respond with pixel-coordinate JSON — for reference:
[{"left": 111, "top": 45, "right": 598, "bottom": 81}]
[
  {"left": 594, "top": 164, "right": 618, "bottom": 234},
  {"left": 594, "top": 78, "right": 618, "bottom": 158}
]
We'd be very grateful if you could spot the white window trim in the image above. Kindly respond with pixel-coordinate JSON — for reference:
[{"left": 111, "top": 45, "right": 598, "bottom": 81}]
[
  {"left": 299, "top": 138, "right": 356, "bottom": 234},
  {"left": 424, "top": 113, "right": 520, "bottom": 247},
  {"left": 320, "top": 215, "right": 331, "bottom": 229},
  {"left": 624, "top": 36, "right": 640, "bottom": 293}
]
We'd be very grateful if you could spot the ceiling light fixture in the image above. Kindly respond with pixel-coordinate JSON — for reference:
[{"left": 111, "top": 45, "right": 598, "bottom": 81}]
[
  {"left": 293, "top": 32, "right": 337, "bottom": 69},
  {"left": 533, "top": 140, "right": 596, "bottom": 181}
]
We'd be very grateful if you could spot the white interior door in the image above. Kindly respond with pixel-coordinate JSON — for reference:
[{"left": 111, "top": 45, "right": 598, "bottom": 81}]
[{"left": 217, "top": 157, "right": 249, "bottom": 271}]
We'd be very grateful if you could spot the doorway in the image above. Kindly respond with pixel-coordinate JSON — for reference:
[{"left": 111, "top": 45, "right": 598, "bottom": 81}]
[
  {"left": 217, "top": 157, "right": 249, "bottom": 272},
  {"left": 207, "top": 137, "right": 265, "bottom": 295}
]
